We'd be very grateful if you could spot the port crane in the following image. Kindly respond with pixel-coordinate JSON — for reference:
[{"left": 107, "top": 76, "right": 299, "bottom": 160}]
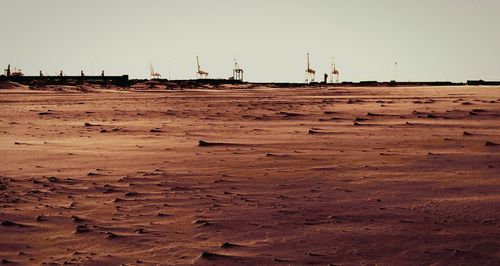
[
  {"left": 232, "top": 58, "right": 244, "bottom": 81},
  {"left": 196, "top": 56, "right": 208, "bottom": 79},
  {"left": 331, "top": 58, "right": 340, "bottom": 83},
  {"left": 305, "top": 53, "right": 315, "bottom": 83},
  {"left": 149, "top": 62, "right": 161, "bottom": 79}
]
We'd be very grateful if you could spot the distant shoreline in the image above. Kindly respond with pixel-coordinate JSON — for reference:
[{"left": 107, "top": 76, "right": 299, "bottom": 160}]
[{"left": 1, "top": 75, "right": 500, "bottom": 88}]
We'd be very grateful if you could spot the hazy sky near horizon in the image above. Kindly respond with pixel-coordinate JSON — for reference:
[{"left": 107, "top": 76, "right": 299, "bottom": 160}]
[{"left": 1, "top": 0, "right": 499, "bottom": 82}]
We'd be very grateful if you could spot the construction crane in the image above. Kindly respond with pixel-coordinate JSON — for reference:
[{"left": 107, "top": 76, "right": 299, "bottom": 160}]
[
  {"left": 196, "top": 56, "right": 208, "bottom": 79},
  {"left": 331, "top": 58, "right": 340, "bottom": 83},
  {"left": 149, "top": 62, "right": 161, "bottom": 79},
  {"left": 305, "top": 53, "right": 315, "bottom": 83},
  {"left": 232, "top": 58, "right": 244, "bottom": 81}
]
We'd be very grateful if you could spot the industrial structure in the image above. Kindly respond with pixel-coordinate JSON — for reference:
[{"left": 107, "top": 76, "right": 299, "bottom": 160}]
[
  {"left": 232, "top": 58, "right": 244, "bottom": 81},
  {"left": 1, "top": 64, "right": 128, "bottom": 86},
  {"left": 305, "top": 53, "right": 315, "bottom": 83},
  {"left": 331, "top": 59, "right": 340, "bottom": 83},
  {"left": 149, "top": 62, "right": 161, "bottom": 79},
  {"left": 3, "top": 65, "right": 24, "bottom": 77},
  {"left": 196, "top": 56, "right": 208, "bottom": 79},
  {"left": 6, "top": 59, "right": 499, "bottom": 88}
]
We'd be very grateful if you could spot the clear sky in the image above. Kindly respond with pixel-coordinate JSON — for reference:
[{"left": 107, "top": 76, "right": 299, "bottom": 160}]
[{"left": 1, "top": 0, "right": 499, "bottom": 82}]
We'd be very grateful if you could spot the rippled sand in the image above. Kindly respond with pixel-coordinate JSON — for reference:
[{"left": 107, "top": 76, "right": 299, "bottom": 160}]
[{"left": 0, "top": 85, "right": 499, "bottom": 265}]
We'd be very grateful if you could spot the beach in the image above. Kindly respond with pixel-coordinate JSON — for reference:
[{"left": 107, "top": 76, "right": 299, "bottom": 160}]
[{"left": 0, "top": 85, "right": 499, "bottom": 265}]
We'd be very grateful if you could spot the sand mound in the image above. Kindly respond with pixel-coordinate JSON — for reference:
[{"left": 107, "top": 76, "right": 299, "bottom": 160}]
[
  {"left": 0, "top": 81, "right": 28, "bottom": 90},
  {"left": 29, "top": 83, "right": 122, "bottom": 92}
]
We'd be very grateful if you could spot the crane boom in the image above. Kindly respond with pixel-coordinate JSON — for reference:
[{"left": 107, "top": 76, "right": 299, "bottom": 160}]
[{"left": 196, "top": 56, "right": 208, "bottom": 79}]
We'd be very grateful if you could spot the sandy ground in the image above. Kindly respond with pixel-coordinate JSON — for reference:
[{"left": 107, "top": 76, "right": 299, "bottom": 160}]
[{"left": 0, "top": 85, "right": 499, "bottom": 265}]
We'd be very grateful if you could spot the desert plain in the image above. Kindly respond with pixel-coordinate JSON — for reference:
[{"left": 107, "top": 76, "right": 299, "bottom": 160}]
[{"left": 0, "top": 83, "right": 499, "bottom": 265}]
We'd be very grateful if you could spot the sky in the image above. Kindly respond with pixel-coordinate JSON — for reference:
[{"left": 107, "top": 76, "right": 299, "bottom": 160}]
[{"left": 1, "top": 0, "right": 499, "bottom": 82}]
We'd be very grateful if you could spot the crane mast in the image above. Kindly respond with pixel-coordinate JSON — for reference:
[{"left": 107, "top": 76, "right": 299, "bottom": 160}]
[{"left": 307, "top": 53, "right": 310, "bottom": 70}]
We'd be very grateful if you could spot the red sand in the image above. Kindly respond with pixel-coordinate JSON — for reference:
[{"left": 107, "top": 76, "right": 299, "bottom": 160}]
[{"left": 0, "top": 85, "right": 499, "bottom": 265}]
